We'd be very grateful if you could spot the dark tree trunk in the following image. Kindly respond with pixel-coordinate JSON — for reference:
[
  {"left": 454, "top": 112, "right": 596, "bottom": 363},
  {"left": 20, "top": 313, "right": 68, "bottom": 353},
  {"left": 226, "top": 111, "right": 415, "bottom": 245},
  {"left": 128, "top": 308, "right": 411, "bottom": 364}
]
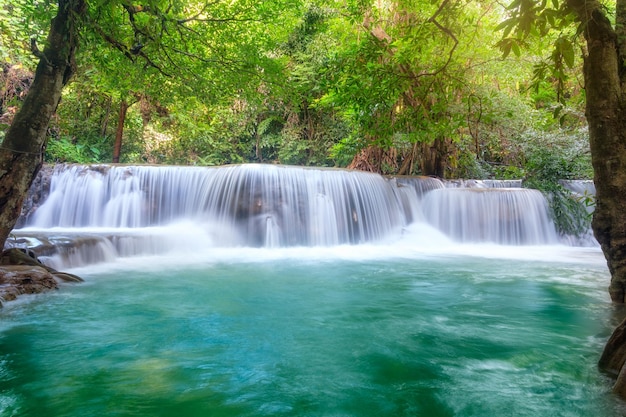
[
  {"left": 0, "top": 0, "right": 84, "bottom": 248},
  {"left": 420, "top": 137, "right": 449, "bottom": 177},
  {"left": 566, "top": 0, "right": 626, "bottom": 396},
  {"left": 566, "top": 0, "right": 626, "bottom": 303}
]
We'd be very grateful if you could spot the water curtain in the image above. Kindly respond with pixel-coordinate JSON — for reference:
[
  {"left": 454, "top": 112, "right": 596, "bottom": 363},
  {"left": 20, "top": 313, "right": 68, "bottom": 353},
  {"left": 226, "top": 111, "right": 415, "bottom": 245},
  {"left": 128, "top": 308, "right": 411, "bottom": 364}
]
[{"left": 13, "top": 164, "right": 574, "bottom": 268}]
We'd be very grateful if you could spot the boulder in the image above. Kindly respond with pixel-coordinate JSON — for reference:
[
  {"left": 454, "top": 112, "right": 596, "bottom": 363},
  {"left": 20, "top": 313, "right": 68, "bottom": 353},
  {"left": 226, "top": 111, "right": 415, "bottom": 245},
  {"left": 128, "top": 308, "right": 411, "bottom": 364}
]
[
  {"left": 0, "top": 248, "right": 83, "bottom": 307},
  {"left": 0, "top": 265, "right": 58, "bottom": 305}
]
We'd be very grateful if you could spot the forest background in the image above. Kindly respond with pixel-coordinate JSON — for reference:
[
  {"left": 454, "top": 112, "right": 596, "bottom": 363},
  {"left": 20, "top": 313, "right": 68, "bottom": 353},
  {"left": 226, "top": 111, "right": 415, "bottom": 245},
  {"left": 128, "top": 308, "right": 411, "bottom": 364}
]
[{"left": 0, "top": 0, "right": 591, "bottom": 203}]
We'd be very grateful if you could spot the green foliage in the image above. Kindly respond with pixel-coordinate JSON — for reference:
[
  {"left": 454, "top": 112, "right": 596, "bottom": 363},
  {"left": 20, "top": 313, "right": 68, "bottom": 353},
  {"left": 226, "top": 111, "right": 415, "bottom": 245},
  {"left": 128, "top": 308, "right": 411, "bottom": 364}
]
[
  {"left": 524, "top": 177, "right": 592, "bottom": 239},
  {"left": 284, "top": 4, "right": 329, "bottom": 54},
  {"left": 450, "top": 136, "right": 491, "bottom": 179},
  {"left": 496, "top": 0, "right": 583, "bottom": 117},
  {"left": 314, "top": 0, "right": 562, "bottom": 176},
  {"left": 521, "top": 129, "right": 593, "bottom": 237},
  {"left": 47, "top": 83, "right": 115, "bottom": 163},
  {"left": 1, "top": 0, "right": 592, "bottom": 181},
  {"left": 116, "top": 108, "right": 145, "bottom": 163},
  {"left": 521, "top": 129, "right": 592, "bottom": 179},
  {"left": 79, "top": 0, "right": 300, "bottom": 94},
  {"left": 139, "top": 100, "right": 256, "bottom": 165},
  {"left": 0, "top": 0, "right": 52, "bottom": 66},
  {"left": 45, "top": 136, "right": 104, "bottom": 163},
  {"left": 492, "top": 164, "right": 525, "bottom": 180},
  {"left": 328, "top": 134, "right": 364, "bottom": 167}
]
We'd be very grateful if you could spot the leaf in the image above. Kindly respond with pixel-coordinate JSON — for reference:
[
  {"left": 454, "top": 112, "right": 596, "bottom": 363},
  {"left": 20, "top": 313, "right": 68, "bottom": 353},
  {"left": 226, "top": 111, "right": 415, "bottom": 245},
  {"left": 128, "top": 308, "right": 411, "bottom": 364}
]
[
  {"left": 560, "top": 38, "right": 575, "bottom": 68},
  {"left": 507, "top": 0, "right": 523, "bottom": 10},
  {"left": 511, "top": 40, "right": 521, "bottom": 57},
  {"left": 257, "top": 116, "right": 282, "bottom": 136},
  {"left": 496, "top": 38, "right": 513, "bottom": 58},
  {"left": 495, "top": 17, "right": 515, "bottom": 31}
]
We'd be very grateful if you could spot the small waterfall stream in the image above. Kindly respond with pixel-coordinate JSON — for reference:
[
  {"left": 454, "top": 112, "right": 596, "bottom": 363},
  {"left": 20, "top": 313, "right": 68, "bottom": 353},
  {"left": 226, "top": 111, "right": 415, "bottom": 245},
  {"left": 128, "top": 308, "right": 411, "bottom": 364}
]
[
  {"left": 422, "top": 188, "right": 559, "bottom": 245},
  {"left": 11, "top": 163, "right": 590, "bottom": 269}
]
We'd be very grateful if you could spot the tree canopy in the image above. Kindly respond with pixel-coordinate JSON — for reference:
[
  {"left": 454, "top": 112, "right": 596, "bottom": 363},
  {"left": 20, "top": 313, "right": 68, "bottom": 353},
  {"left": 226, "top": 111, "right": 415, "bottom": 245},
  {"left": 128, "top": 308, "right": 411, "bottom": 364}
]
[{"left": 0, "top": 0, "right": 590, "bottom": 180}]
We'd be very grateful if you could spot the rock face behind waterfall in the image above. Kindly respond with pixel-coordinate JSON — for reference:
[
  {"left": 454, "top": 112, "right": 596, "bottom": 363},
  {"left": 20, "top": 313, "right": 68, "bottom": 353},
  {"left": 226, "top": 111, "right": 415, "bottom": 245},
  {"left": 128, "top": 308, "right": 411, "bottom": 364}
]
[{"left": 16, "top": 164, "right": 53, "bottom": 228}]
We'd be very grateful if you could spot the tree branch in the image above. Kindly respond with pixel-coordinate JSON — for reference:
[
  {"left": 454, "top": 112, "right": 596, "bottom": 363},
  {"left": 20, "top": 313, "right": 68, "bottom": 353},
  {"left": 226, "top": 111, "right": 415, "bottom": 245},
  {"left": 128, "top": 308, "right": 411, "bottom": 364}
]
[
  {"left": 92, "top": 25, "right": 171, "bottom": 77},
  {"left": 92, "top": 25, "right": 135, "bottom": 61},
  {"left": 29, "top": 39, "right": 50, "bottom": 65},
  {"left": 425, "top": 0, "right": 459, "bottom": 78}
]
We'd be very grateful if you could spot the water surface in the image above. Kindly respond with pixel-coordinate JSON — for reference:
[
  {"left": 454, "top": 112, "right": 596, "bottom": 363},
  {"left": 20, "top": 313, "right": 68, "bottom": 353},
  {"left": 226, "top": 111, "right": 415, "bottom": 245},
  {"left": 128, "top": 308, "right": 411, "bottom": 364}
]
[{"left": 0, "top": 246, "right": 623, "bottom": 417}]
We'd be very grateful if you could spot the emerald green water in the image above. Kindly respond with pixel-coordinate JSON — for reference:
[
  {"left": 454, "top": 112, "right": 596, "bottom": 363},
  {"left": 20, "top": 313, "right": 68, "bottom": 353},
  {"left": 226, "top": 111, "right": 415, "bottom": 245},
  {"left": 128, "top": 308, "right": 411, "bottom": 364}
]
[{"left": 0, "top": 247, "right": 624, "bottom": 416}]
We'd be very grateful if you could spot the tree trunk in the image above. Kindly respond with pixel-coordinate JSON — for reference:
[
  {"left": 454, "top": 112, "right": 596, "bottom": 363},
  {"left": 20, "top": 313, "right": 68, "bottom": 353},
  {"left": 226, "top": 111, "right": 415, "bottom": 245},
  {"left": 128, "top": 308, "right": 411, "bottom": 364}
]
[
  {"left": 113, "top": 100, "right": 129, "bottom": 163},
  {"left": 566, "top": 0, "right": 626, "bottom": 303},
  {"left": 420, "top": 138, "right": 449, "bottom": 177},
  {"left": 0, "top": 0, "right": 84, "bottom": 248},
  {"left": 566, "top": 0, "right": 626, "bottom": 397}
]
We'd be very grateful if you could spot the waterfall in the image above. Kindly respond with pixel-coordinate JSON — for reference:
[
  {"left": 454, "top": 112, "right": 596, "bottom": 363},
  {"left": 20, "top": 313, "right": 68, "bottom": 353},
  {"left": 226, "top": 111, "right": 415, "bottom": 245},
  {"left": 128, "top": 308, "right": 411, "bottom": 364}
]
[
  {"left": 421, "top": 188, "right": 559, "bottom": 245},
  {"left": 21, "top": 164, "right": 406, "bottom": 247},
  {"left": 561, "top": 180, "right": 595, "bottom": 196},
  {"left": 11, "top": 163, "right": 586, "bottom": 268}
]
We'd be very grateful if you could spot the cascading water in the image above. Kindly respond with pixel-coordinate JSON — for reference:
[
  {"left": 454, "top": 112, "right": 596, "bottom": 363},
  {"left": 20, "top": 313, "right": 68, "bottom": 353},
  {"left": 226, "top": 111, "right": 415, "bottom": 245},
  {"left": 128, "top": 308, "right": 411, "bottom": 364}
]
[
  {"left": 12, "top": 163, "right": 588, "bottom": 269},
  {"left": 23, "top": 164, "right": 405, "bottom": 244},
  {"left": 421, "top": 188, "right": 559, "bottom": 245}
]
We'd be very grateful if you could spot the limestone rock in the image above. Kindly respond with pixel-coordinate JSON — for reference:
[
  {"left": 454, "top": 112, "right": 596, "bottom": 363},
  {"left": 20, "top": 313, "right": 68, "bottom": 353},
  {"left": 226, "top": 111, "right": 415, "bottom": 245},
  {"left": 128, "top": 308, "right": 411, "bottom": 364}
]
[
  {"left": 0, "top": 248, "right": 83, "bottom": 307},
  {"left": 0, "top": 265, "right": 58, "bottom": 305}
]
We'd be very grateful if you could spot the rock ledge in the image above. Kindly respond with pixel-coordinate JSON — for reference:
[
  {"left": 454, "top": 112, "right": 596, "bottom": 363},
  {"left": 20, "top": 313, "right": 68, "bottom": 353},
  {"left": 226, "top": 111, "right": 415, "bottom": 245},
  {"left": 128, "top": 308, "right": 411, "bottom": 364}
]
[
  {"left": 0, "top": 248, "right": 83, "bottom": 307},
  {"left": 0, "top": 265, "right": 59, "bottom": 304}
]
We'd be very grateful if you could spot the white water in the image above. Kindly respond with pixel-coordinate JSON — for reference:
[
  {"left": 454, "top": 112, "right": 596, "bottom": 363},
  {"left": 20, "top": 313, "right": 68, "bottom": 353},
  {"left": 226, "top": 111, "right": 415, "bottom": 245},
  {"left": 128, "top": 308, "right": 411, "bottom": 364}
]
[
  {"left": 422, "top": 188, "right": 559, "bottom": 245},
  {"left": 13, "top": 164, "right": 596, "bottom": 270}
]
